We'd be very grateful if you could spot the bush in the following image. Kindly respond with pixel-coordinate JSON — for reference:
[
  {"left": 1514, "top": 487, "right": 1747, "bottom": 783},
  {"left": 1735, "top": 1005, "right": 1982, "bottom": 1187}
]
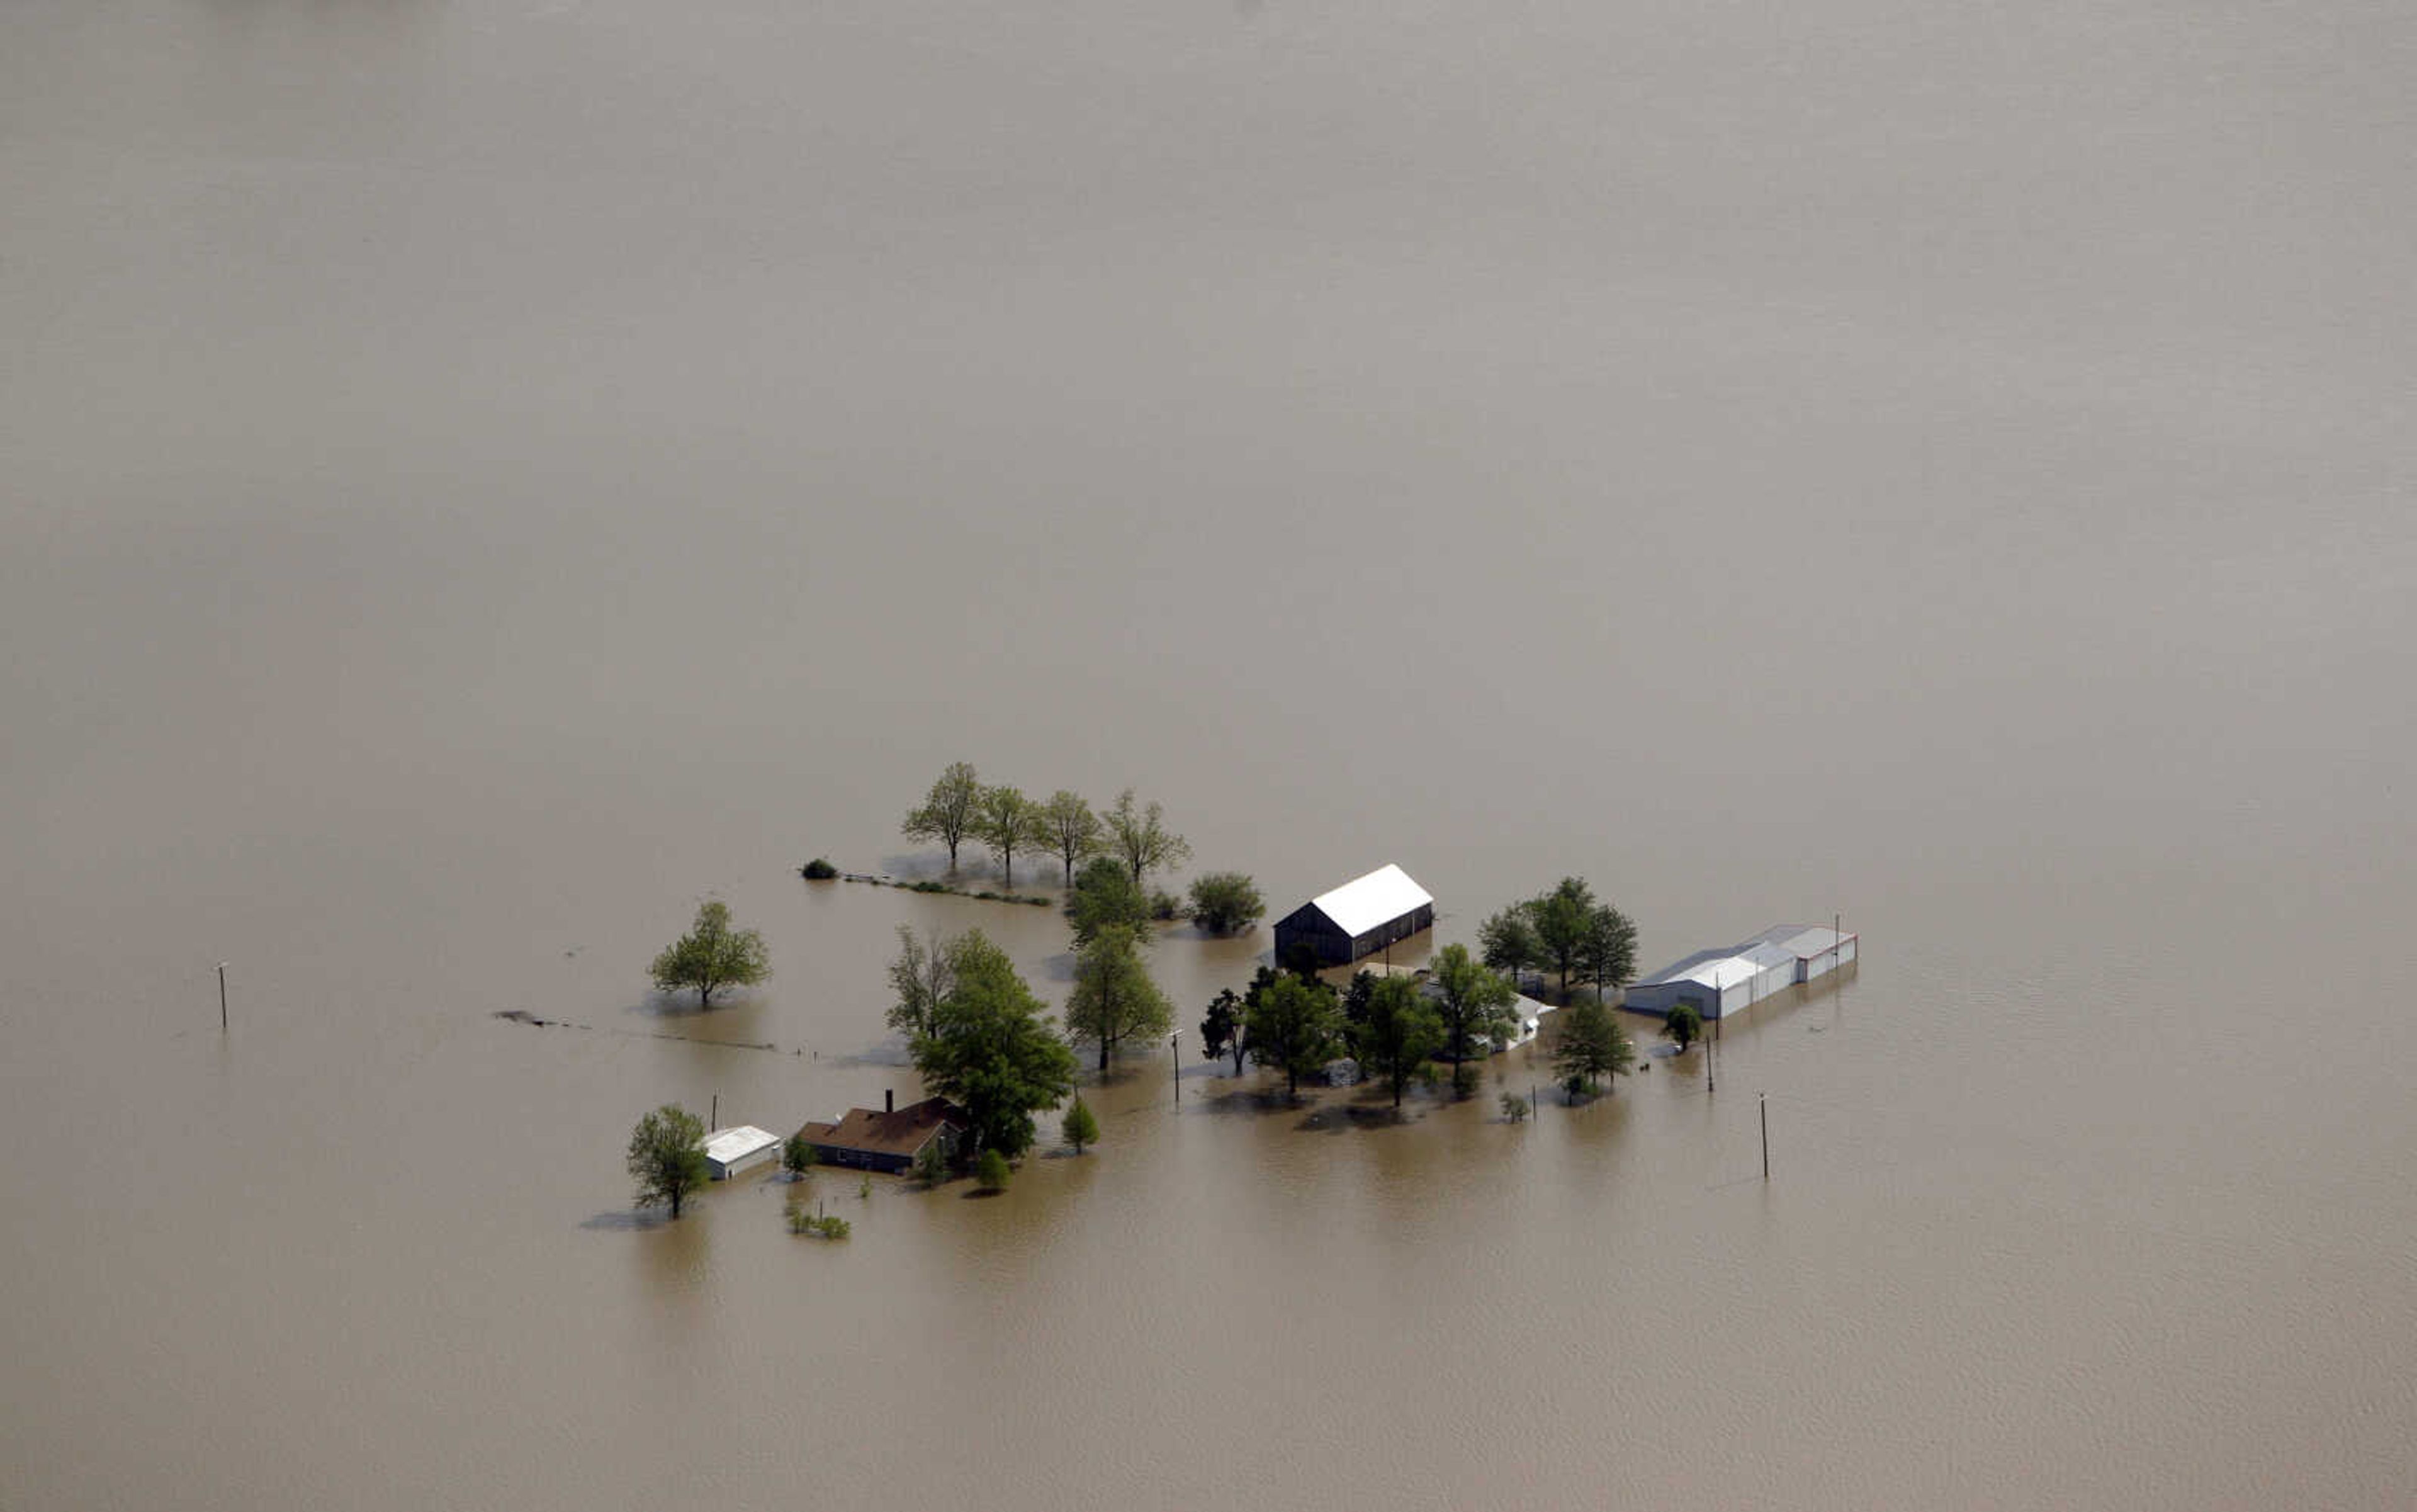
[
  {"left": 913, "top": 1139, "right": 949, "bottom": 1188},
  {"left": 1062, "top": 1095, "right": 1100, "bottom": 1154},
  {"left": 801, "top": 857, "right": 839, "bottom": 880},
  {"left": 1499, "top": 1092, "right": 1530, "bottom": 1124},
  {"left": 1025, "top": 896, "right": 1051, "bottom": 907},
  {"left": 910, "top": 880, "right": 950, "bottom": 894},
  {"left": 1148, "top": 889, "right": 1181, "bottom": 922},
  {"left": 786, "top": 1201, "right": 850, "bottom": 1238},
  {"left": 976, "top": 1148, "right": 1012, "bottom": 1191},
  {"left": 782, "top": 1134, "right": 816, "bottom": 1176},
  {"left": 1664, "top": 1002, "right": 1703, "bottom": 1051},
  {"left": 1187, "top": 871, "right": 1266, "bottom": 935}
]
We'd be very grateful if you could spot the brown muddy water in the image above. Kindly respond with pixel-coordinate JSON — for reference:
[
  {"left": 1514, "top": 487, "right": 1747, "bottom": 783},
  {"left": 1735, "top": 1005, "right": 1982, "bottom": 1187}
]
[{"left": 4, "top": 0, "right": 2415, "bottom": 1506}]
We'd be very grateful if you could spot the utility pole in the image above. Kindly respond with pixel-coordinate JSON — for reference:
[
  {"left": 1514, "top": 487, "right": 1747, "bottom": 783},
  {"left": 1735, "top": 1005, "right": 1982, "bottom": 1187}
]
[
  {"left": 217, "top": 962, "right": 228, "bottom": 1033},
  {"left": 1170, "top": 1030, "right": 1181, "bottom": 1105},
  {"left": 1760, "top": 1092, "right": 1769, "bottom": 1180},
  {"left": 711, "top": 1093, "right": 718, "bottom": 1132}
]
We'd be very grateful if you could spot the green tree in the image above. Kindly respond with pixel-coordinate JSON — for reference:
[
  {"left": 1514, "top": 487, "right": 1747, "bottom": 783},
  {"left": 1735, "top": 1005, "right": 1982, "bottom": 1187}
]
[
  {"left": 885, "top": 927, "right": 1020, "bottom": 1041},
  {"left": 1244, "top": 973, "right": 1343, "bottom": 1099},
  {"left": 910, "top": 949, "right": 1078, "bottom": 1160},
  {"left": 1353, "top": 975, "right": 1446, "bottom": 1109},
  {"left": 1062, "top": 1094, "right": 1100, "bottom": 1154},
  {"left": 1663, "top": 1001, "right": 1702, "bottom": 1052},
  {"left": 626, "top": 1104, "right": 711, "bottom": 1220},
  {"left": 1039, "top": 790, "right": 1103, "bottom": 888},
  {"left": 974, "top": 783, "right": 1045, "bottom": 888},
  {"left": 1200, "top": 988, "right": 1247, "bottom": 1075},
  {"left": 1477, "top": 905, "right": 1543, "bottom": 982},
  {"left": 1531, "top": 877, "right": 1599, "bottom": 1001},
  {"left": 648, "top": 900, "right": 770, "bottom": 1010},
  {"left": 782, "top": 1132, "right": 816, "bottom": 1176},
  {"left": 1341, "top": 969, "right": 1380, "bottom": 1030},
  {"left": 902, "top": 761, "right": 983, "bottom": 871},
  {"left": 1552, "top": 998, "right": 1635, "bottom": 1100},
  {"left": 1064, "top": 924, "right": 1175, "bottom": 1073},
  {"left": 976, "top": 1148, "right": 1013, "bottom": 1191},
  {"left": 1187, "top": 871, "right": 1265, "bottom": 935},
  {"left": 1578, "top": 900, "right": 1640, "bottom": 1003},
  {"left": 912, "top": 1137, "right": 949, "bottom": 1188},
  {"left": 1103, "top": 788, "right": 1192, "bottom": 885},
  {"left": 1069, "top": 855, "right": 1154, "bottom": 947},
  {"left": 1429, "top": 943, "right": 1518, "bottom": 1091}
]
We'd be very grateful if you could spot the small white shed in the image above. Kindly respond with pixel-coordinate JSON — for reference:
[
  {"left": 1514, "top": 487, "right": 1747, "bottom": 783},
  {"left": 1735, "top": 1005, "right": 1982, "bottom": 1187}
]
[{"left": 704, "top": 1125, "right": 782, "bottom": 1181}]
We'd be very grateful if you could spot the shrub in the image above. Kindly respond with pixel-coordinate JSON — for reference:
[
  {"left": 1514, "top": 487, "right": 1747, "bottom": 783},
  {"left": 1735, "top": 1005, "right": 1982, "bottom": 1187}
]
[
  {"left": 1062, "top": 1095, "right": 1100, "bottom": 1154},
  {"left": 1187, "top": 871, "right": 1266, "bottom": 935},
  {"left": 976, "top": 1148, "right": 1012, "bottom": 1191},
  {"left": 1148, "top": 889, "right": 1181, "bottom": 922},
  {"left": 1499, "top": 1092, "right": 1530, "bottom": 1124},
  {"left": 801, "top": 857, "right": 840, "bottom": 880},
  {"left": 912, "top": 1139, "right": 949, "bottom": 1188},
  {"left": 911, "top": 880, "right": 950, "bottom": 894},
  {"left": 782, "top": 1134, "right": 816, "bottom": 1176}
]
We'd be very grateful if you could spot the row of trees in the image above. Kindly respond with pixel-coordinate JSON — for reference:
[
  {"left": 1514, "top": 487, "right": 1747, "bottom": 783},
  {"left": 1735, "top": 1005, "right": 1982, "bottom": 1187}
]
[
  {"left": 1197, "top": 945, "right": 1525, "bottom": 1105},
  {"left": 1477, "top": 877, "right": 1638, "bottom": 1002},
  {"left": 901, "top": 764, "right": 1192, "bottom": 889}
]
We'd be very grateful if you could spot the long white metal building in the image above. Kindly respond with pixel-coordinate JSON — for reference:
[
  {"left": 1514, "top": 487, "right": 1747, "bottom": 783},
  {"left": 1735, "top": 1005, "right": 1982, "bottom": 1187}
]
[{"left": 1625, "top": 925, "right": 1857, "bottom": 1020}]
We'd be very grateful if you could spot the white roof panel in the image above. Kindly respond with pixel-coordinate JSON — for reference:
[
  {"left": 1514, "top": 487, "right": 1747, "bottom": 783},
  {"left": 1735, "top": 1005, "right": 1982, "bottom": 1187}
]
[
  {"left": 1308, "top": 864, "right": 1433, "bottom": 937},
  {"left": 705, "top": 1126, "right": 781, "bottom": 1163}
]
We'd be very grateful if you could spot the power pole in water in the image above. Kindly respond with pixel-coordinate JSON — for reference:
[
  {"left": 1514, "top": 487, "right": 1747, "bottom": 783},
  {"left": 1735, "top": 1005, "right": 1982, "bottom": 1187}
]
[
  {"left": 1170, "top": 1030, "right": 1181, "bottom": 1105},
  {"left": 711, "top": 1094, "right": 718, "bottom": 1132},
  {"left": 217, "top": 962, "right": 228, "bottom": 1033},
  {"left": 1760, "top": 1092, "right": 1769, "bottom": 1180}
]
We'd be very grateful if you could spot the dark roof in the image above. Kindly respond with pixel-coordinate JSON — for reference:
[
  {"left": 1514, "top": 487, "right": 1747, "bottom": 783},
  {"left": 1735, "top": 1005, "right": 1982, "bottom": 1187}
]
[{"left": 797, "top": 1097, "right": 969, "bottom": 1159}]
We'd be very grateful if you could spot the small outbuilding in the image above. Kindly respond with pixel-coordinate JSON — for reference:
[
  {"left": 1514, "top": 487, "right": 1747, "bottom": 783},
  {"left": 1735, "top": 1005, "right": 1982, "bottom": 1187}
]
[
  {"left": 1625, "top": 924, "right": 1858, "bottom": 1020},
  {"left": 703, "top": 1125, "right": 784, "bottom": 1181},
  {"left": 1273, "top": 864, "right": 1435, "bottom": 969},
  {"left": 796, "top": 1092, "right": 969, "bottom": 1175}
]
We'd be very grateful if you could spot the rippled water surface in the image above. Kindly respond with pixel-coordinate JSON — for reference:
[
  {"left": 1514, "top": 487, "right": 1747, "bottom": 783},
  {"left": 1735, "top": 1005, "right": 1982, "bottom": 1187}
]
[{"left": 4, "top": 0, "right": 2414, "bottom": 1506}]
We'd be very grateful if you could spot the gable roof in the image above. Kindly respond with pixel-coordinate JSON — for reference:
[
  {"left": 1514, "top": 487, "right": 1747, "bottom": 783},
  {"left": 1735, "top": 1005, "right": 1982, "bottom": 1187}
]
[
  {"left": 1300, "top": 864, "right": 1433, "bottom": 937},
  {"left": 797, "top": 1097, "right": 969, "bottom": 1159}
]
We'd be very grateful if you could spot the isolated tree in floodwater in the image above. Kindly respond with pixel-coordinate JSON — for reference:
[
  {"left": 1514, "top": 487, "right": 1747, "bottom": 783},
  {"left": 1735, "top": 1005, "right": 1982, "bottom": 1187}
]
[
  {"left": 626, "top": 1104, "right": 710, "bottom": 1220},
  {"left": 974, "top": 783, "right": 1045, "bottom": 887},
  {"left": 1353, "top": 974, "right": 1445, "bottom": 1109},
  {"left": 1064, "top": 924, "right": 1174, "bottom": 1072},
  {"left": 648, "top": 900, "right": 770, "bottom": 1010}
]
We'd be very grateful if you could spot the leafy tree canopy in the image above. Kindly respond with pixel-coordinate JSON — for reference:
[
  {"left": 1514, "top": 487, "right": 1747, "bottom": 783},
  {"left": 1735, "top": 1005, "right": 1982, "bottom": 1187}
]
[
  {"left": 1353, "top": 974, "right": 1445, "bottom": 1109},
  {"left": 976, "top": 1148, "right": 1013, "bottom": 1191},
  {"left": 974, "top": 784, "right": 1045, "bottom": 888},
  {"left": 1244, "top": 972, "right": 1343, "bottom": 1100},
  {"left": 1062, "top": 1094, "right": 1100, "bottom": 1154},
  {"left": 1063, "top": 923, "right": 1175, "bottom": 1072},
  {"left": 1429, "top": 943, "right": 1518, "bottom": 1080},
  {"left": 1663, "top": 1001, "right": 1703, "bottom": 1051},
  {"left": 902, "top": 761, "right": 982, "bottom": 871},
  {"left": 1188, "top": 871, "right": 1265, "bottom": 936},
  {"left": 648, "top": 900, "right": 770, "bottom": 1010},
  {"left": 1039, "top": 790, "right": 1103, "bottom": 888},
  {"left": 1200, "top": 987, "right": 1248, "bottom": 1076},
  {"left": 626, "top": 1104, "right": 710, "bottom": 1219},
  {"left": 1553, "top": 998, "right": 1635, "bottom": 1100},
  {"left": 1104, "top": 788, "right": 1192, "bottom": 884},
  {"left": 911, "top": 950, "right": 1078, "bottom": 1159},
  {"left": 1070, "top": 855, "right": 1154, "bottom": 948}
]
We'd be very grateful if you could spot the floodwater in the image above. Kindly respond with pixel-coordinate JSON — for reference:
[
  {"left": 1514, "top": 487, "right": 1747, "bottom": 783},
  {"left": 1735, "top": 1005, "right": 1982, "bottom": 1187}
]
[{"left": 4, "top": 0, "right": 2414, "bottom": 1505}]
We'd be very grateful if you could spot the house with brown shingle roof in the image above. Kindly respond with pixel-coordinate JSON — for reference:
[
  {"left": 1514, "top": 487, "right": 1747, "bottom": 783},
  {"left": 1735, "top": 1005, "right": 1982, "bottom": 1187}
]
[{"left": 796, "top": 1092, "right": 969, "bottom": 1175}]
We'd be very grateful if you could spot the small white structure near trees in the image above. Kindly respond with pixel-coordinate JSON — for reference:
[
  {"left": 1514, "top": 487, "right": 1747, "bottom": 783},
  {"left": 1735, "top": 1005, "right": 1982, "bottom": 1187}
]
[
  {"left": 1625, "top": 925, "right": 1858, "bottom": 1020},
  {"left": 702, "top": 1125, "right": 782, "bottom": 1180}
]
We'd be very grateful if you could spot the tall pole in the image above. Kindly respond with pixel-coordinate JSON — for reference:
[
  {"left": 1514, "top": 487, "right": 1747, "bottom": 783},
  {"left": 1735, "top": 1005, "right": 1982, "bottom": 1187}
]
[
  {"left": 1760, "top": 1092, "right": 1769, "bottom": 1180},
  {"left": 217, "top": 962, "right": 228, "bottom": 1034},
  {"left": 711, "top": 1093, "right": 718, "bottom": 1132},
  {"left": 1170, "top": 1030, "right": 1181, "bottom": 1105}
]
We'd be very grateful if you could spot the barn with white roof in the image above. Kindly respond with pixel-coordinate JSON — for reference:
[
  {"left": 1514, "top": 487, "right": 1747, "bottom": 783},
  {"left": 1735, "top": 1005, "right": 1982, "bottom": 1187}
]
[
  {"left": 1273, "top": 864, "right": 1435, "bottom": 969},
  {"left": 1624, "top": 924, "right": 1858, "bottom": 1020}
]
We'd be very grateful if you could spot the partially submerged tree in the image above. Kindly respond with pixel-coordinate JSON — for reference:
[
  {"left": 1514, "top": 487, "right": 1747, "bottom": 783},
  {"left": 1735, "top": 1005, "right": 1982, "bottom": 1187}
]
[
  {"left": 910, "top": 949, "right": 1078, "bottom": 1160},
  {"left": 1487, "top": 878, "right": 1637, "bottom": 1002},
  {"left": 1187, "top": 871, "right": 1265, "bottom": 935},
  {"left": 1244, "top": 973, "right": 1343, "bottom": 1100},
  {"left": 626, "top": 1104, "right": 711, "bottom": 1220},
  {"left": 974, "top": 783, "right": 1046, "bottom": 888},
  {"left": 1578, "top": 901, "right": 1640, "bottom": 1003},
  {"left": 912, "top": 1137, "right": 949, "bottom": 1188},
  {"left": 648, "top": 900, "right": 770, "bottom": 1010},
  {"left": 1429, "top": 943, "right": 1518, "bottom": 1092},
  {"left": 1200, "top": 988, "right": 1248, "bottom": 1075},
  {"left": 782, "top": 1132, "right": 816, "bottom": 1177},
  {"left": 1477, "top": 905, "right": 1543, "bottom": 983},
  {"left": 885, "top": 926, "right": 1019, "bottom": 1041},
  {"left": 976, "top": 1148, "right": 1013, "bottom": 1192},
  {"left": 1039, "top": 789, "right": 1103, "bottom": 887},
  {"left": 1553, "top": 998, "right": 1635, "bottom": 1100},
  {"left": 902, "top": 761, "right": 983, "bottom": 871},
  {"left": 1340, "top": 969, "right": 1380, "bottom": 1032},
  {"left": 1663, "top": 1001, "right": 1703, "bottom": 1052},
  {"left": 1069, "top": 855, "right": 1154, "bottom": 947},
  {"left": 1530, "top": 877, "right": 1598, "bottom": 1001},
  {"left": 1062, "top": 1094, "right": 1100, "bottom": 1154},
  {"left": 1353, "top": 974, "right": 1446, "bottom": 1109},
  {"left": 1103, "top": 788, "right": 1192, "bottom": 885},
  {"left": 1064, "top": 924, "right": 1175, "bottom": 1073}
]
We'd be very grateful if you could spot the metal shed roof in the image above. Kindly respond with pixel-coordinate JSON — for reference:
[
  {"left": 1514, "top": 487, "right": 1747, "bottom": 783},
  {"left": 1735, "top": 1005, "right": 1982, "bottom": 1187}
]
[
  {"left": 704, "top": 1126, "right": 781, "bottom": 1164},
  {"left": 1305, "top": 864, "right": 1433, "bottom": 937}
]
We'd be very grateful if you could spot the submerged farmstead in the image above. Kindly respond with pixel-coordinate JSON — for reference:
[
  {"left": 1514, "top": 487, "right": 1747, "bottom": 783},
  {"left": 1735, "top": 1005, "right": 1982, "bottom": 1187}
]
[{"left": 1625, "top": 925, "right": 1858, "bottom": 1020}]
